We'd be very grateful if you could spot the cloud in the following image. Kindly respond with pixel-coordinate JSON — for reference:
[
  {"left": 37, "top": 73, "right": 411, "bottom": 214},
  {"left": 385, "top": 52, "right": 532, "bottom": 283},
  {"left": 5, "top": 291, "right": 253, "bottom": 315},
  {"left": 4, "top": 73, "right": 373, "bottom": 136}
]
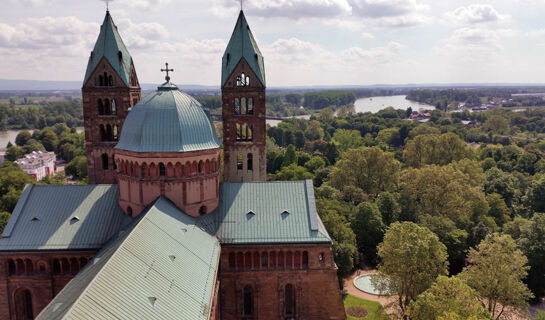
[
  {"left": 526, "top": 29, "right": 545, "bottom": 37},
  {"left": 433, "top": 27, "right": 516, "bottom": 62},
  {"left": 444, "top": 4, "right": 509, "bottom": 25},
  {"left": 115, "top": 0, "right": 172, "bottom": 9},
  {"left": 349, "top": 0, "right": 431, "bottom": 27},
  {"left": 361, "top": 32, "right": 375, "bottom": 39},
  {"left": 8, "top": 0, "right": 48, "bottom": 6},
  {"left": 116, "top": 19, "right": 169, "bottom": 49},
  {"left": 211, "top": 0, "right": 352, "bottom": 19}
]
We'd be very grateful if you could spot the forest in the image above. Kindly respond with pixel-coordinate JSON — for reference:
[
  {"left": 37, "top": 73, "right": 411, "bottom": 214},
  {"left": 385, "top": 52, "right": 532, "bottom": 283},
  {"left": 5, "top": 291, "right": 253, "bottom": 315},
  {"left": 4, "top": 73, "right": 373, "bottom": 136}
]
[{"left": 2, "top": 89, "right": 545, "bottom": 318}]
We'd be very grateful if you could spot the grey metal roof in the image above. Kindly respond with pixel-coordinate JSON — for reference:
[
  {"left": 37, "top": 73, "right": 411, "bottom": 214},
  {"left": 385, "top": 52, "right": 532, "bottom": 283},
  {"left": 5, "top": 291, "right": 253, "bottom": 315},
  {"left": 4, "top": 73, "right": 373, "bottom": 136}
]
[
  {"left": 115, "top": 82, "right": 220, "bottom": 153},
  {"left": 198, "top": 180, "right": 331, "bottom": 245},
  {"left": 0, "top": 184, "right": 132, "bottom": 251},
  {"left": 37, "top": 197, "right": 221, "bottom": 320},
  {"left": 83, "top": 11, "right": 133, "bottom": 87}
]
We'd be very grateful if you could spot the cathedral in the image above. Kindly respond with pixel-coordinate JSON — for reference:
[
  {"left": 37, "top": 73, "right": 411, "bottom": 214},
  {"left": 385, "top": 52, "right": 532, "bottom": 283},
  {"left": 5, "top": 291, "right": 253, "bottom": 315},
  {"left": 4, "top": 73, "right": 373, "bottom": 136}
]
[{"left": 0, "top": 9, "right": 346, "bottom": 320}]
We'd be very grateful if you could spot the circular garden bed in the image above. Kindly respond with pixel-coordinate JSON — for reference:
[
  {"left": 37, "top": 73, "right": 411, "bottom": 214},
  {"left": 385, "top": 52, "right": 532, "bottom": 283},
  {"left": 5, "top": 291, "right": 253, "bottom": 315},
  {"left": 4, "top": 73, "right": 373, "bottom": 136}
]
[{"left": 346, "top": 306, "right": 368, "bottom": 318}]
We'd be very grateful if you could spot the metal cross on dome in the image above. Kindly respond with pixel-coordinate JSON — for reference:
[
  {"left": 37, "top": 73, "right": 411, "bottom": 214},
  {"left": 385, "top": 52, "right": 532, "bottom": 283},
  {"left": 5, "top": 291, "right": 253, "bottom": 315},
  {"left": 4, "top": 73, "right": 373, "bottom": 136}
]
[
  {"left": 161, "top": 63, "right": 174, "bottom": 82},
  {"left": 102, "top": 0, "right": 113, "bottom": 11}
]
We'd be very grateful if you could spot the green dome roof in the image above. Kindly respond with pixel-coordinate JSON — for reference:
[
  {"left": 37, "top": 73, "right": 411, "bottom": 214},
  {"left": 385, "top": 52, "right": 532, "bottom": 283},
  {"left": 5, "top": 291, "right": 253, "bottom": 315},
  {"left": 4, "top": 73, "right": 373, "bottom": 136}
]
[{"left": 115, "top": 82, "right": 220, "bottom": 153}]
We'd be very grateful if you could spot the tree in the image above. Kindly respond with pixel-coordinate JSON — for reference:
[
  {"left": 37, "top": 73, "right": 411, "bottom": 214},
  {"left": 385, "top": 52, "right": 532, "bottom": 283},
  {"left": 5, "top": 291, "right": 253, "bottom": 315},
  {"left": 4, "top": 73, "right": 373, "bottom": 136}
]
[
  {"left": 372, "top": 222, "right": 448, "bottom": 318},
  {"left": 484, "top": 115, "right": 509, "bottom": 134},
  {"left": 15, "top": 130, "right": 31, "bottom": 146},
  {"left": 485, "top": 193, "right": 510, "bottom": 227},
  {"left": 282, "top": 144, "right": 297, "bottom": 167},
  {"left": 401, "top": 164, "right": 484, "bottom": 223},
  {"left": 407, "top": 276, "right": 490, "bottom": 320},
  {"left": 484, "top": 167, "right": 520, "bottom": 206},
  {"left": 39, "top": 129, "right": 58, "bottom": 152},
  {"left": 527, "top": 176, "right": 545, "bottom": 213},
  {"left": 329, "top": 147, "right": 401, "bottom": 198},
  {"left": 0, "top": 211, "right": 10, "bottom": 234},
  {"left": 304, "top": 120, "right": 324, "bottom": 141},
  {"left": 376, "top": 128, "right": 402, "bottom": 147},
  {"left": 317, "top": 199, "right": 358, "bottom": 276},
  {"left": 506, "top": 213, "right": 545, "bottom": 299},
  {"left": 304, "top": 156, "right": 325, "bottom": 173},
  {"left": 272, "top": 164, "right": 313, "bottom": 181},
  {"left": 331, "top": 129, "right": 363, "bottom": 153},
  {"left": 408, "top": 124, "right": 440, "bottom": 138},
  {"left": 5, "top": 145, "right": 23, "bottom": 161},
  {"left": 404, "top": 133, "right": 474, "bottom": 168},
  {"left": 461, "top": 233, "right": 533, "bottom": 319},
  {"left": 376, "top": 192, "right": 400, "bottom": 225},
  {"left": 65, "top": 155, "right": 88, "bottom": 180},
  {"left": 351, "top": 202, "right": 385, "bottom": 264}
]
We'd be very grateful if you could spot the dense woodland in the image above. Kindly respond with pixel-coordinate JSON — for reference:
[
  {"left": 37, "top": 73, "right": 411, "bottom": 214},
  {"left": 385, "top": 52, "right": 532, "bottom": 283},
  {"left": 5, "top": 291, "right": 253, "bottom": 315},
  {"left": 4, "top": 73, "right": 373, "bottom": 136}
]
[{"left": 2, "top": 89, "right": 545, "bottom": 318}]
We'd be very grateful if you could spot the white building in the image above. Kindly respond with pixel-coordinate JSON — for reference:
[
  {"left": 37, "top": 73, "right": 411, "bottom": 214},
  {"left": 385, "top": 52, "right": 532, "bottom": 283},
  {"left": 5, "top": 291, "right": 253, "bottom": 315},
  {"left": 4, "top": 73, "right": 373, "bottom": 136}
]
[{"left": 15, "top": 151, "right": 56, "bottom": 181}]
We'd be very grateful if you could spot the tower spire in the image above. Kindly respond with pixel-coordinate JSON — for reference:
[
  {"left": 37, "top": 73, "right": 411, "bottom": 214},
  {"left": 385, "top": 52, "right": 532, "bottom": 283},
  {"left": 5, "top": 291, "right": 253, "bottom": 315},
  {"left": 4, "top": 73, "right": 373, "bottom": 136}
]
[{"left": 102, "top": 0, "right": 113, "bottom": 12}]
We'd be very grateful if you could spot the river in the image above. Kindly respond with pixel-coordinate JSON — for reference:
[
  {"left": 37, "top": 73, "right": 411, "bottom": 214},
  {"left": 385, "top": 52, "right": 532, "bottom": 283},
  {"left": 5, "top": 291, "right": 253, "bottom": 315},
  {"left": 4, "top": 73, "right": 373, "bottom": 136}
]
[
  {"left": 0, "top": 128, "right": 83, "bottom": 150},
  {"left": 354, "top": 95, "right": 435, "bottom": 113}
]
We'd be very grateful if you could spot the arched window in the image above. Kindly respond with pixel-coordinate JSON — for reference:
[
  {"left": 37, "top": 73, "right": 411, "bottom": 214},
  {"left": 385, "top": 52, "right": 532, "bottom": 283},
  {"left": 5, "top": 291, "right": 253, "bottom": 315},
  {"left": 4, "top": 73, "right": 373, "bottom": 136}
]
[
  {"left": 198, "top": 161, "right": 204, "bottom": 174},
  {"left": 278, "top": 252, "right": 285, "bottom": 269},
  {"left": 247, "top": 124, "right": 253, "bottom": 141},
  {"left": 243, "top": 285, "right": 253, "bottom": 316},
  {"left": 61, "top": 258, "right": 69, "bottom": 275},
  {"left": 14, "top": 289, "right": 33, "bottom": 320},
  {"left": 241, "top": 98, "right": 247, "bottom": 115},
  {"left": 248, "top": 98, "right": 254, "bottom": 114},
  {"left": 199, "top": 206, "right": 207, "bottom": 215},
  {"left": 108, "top": 75, "right": 113, "bottom": 86},
  {"left": 98, "top": 75, "right": 104, "bottom": 86},
  {"left": 244, "top": 252, "right": 252, "bottom": 269},
  {"left": 8, "top": 260, "right": 16, "bottom": 276},
  {"left": 127, "top": 206, "right": 133, "bottom": 216},
  {"left": 53, "top": 259, "right": 61, "bottom": 275},
  {"left": 234, "top": 98, "right": 240, "bottom": 115},
  {"left": 285, "top": 284, "right": 295, "bottom": 317},
  {"left": 236, "top": 123, "right": 241, "bottom": 141},
  {"left": 261, "top": 252, "right": 268, "bottom": 268},
  {"left": 112, "top": 155, "right": 117, "bottom": 170},
  {"left": 97, "top": 99, "right": 105, "bottom": 115},
  {"left": 104, "top": 99, "right": 111, "bottom": 115},
  {"left": 111, "top": 99, "right": 117, "bottom": 114},
  {"left": 237, "top": 252, "right": 244, "bottom": 270},
  {"left": 270, "top": 252, "right": 276, "bottom": 269},
  {"left": 294, "top": 251, "right": 301, "bottom": 269},
  {"left": 237, "top": 73, "right": 250, "bottom": 87},
  {"left": 70, "top": 258, "right": 78, "bottom": 274},
  {"left": 113, "top": 125, "right": 118, "bottom": 141},
  {"left": 159, "top": 163, "right": 166, "bottom": 176},
  {"left": 247, "top": 153, "right": 253, "bottom": 171},
  {"left": 229, "top": 253, "right": 235, "bottom": 269},
  {"left": 101, "top": 154, "right": 109, "bottom": 170},
  {"left": 25, "top": 259, "right": 33, "bottom": 275},
  {"left": 237, "top": 153, "right": 243, "bottom": 171},
  {"left": 16, "top": 259, "right": 24, "bottom": 275},
  {"left": 150, "top": 163, "right": 157, "bottom": 177},
  {"left": 100, "top": 125, "right": 106, "bottom": 141},
  {"left": 103, "top": 72, "right": 108, "bottom": 85},
  {"left": 106, "top": 125, "right": 113, "bottom": 141},
  {"left": 253, "top": 252, "right": 259, "bottom": 269},
  {"left": 303, "top": 251, "right": 309, "bottom": 268},
  {"left": 80, "top": 257, "right": 88, "bottom": 269},
  {"left": 286, "top": 252, "right": 293, "bottom": 269}
]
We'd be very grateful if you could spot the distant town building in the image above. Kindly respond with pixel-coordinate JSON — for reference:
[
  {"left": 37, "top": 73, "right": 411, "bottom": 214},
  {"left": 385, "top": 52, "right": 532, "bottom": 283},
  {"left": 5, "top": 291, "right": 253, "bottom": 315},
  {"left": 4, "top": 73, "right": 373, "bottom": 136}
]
[{"left": 15, "top": 151, "right": 56, "bottom": 181}]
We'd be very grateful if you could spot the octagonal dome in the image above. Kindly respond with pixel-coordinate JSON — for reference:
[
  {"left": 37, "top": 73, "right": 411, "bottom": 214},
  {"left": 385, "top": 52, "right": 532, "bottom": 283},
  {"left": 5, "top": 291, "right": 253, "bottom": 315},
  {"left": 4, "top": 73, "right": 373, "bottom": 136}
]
[{"left": 115, "top": 82, "right": 220, "bottom": 153}]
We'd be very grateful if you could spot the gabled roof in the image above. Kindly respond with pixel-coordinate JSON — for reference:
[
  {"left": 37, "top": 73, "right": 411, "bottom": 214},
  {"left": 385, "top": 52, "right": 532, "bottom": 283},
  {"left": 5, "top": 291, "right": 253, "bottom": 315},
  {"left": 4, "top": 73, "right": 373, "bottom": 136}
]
[
  {"left": 198, "top": 180, "right": 331, "bottom": 245},
  {"left": 0, "top": 185, "right": 132, "bottom": 251},
  {"left": 83, "top": 11, "right": 133, "bottom": 87},
  {"left": 221, "top": 10, "right": 266, "bottom": 87},
  {"left": 37, "top": 197, "right": 221, "bottom": 320},
  {"left": 114, "top": 82, "right": 220, "bottom": 153}
]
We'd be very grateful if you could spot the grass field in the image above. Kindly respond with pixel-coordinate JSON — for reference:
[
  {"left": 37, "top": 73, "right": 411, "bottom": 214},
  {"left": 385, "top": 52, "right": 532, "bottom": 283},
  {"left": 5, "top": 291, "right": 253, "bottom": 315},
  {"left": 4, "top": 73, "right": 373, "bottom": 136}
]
[{"left": 343, "top": 294, "right": 389, "bottom": 320}]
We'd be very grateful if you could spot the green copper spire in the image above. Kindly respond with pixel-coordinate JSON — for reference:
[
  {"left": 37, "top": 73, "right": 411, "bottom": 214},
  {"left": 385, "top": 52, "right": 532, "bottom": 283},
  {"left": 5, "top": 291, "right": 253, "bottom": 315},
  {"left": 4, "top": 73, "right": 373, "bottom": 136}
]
[
  {"left": 221, "top": 10, "right": 266, "bottom": 87},
  {"left": 83, "top": 11, "right": 133, "bottom": 87}
]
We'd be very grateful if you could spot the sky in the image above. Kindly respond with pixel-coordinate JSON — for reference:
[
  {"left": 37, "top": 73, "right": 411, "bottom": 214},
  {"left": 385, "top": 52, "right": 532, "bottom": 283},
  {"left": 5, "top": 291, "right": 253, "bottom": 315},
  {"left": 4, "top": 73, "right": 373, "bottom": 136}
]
[{"left": 1, "top": 0, "right": 545, "bottom": 86}]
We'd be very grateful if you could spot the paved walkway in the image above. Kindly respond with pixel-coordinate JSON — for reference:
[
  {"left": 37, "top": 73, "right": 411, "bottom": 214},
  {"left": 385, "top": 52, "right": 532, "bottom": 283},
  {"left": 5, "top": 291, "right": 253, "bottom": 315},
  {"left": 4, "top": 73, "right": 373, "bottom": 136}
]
[{"left": 343, "top": 269, "right": 398, "bottom": 317}]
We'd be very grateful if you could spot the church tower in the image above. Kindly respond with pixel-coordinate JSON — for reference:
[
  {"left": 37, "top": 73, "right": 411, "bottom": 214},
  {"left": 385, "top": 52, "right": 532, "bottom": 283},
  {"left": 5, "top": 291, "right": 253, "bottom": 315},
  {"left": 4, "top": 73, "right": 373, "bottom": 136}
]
[
  {"left": 222, "top": 10, "right": 266, "bottom": 182},
  {"left": 82, "top": 11, "right": 141, "bottom": 184}
]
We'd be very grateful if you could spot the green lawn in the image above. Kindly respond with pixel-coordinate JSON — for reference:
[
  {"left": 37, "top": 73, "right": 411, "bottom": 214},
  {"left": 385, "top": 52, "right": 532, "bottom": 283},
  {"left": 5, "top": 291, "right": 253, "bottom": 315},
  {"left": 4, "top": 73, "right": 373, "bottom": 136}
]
[{"left": 343, "top": 294, "right": 389, "bottom": 320}]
